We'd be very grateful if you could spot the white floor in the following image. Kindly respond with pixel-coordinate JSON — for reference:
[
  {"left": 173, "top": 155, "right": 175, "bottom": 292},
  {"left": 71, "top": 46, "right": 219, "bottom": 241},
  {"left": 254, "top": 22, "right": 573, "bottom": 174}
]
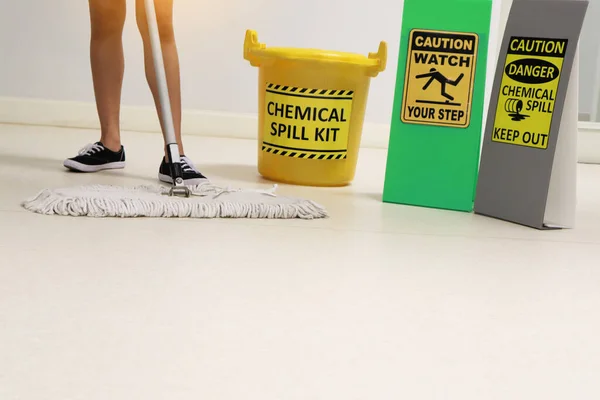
[{"left": 1, "top": 123, "right": 600, "bottom": 400}]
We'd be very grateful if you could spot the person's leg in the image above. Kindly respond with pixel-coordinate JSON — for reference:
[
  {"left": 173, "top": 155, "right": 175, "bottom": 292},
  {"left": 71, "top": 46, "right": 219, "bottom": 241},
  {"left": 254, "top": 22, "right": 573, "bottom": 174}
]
[
  {"left": 64, "top": 0, "right": 127, "bottom": 172},
  {"left": 91, "top": 0, "right": 127, "bottom": 151},
  {"left": 136, "top": 0, "right": 207, "bottom": 184},
  {"left": 135, "top": 0, "right": 183, "bottom": 155}
]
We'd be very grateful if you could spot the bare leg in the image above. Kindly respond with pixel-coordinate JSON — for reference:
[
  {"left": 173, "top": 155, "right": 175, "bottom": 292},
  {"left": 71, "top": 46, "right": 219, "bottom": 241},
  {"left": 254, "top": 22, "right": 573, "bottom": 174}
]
[
  {"left": 136, "top": 0, "right": 184, "bottom": 156},
  {"left": 89, "top": 0, "right": 126, "bottom": 152}
]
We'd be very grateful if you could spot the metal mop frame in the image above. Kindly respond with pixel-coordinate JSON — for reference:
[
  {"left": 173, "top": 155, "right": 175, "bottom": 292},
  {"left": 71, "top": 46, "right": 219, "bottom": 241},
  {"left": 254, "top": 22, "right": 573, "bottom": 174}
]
[{"left": 143, "top": 0, "right": 191, "bottom": 197}]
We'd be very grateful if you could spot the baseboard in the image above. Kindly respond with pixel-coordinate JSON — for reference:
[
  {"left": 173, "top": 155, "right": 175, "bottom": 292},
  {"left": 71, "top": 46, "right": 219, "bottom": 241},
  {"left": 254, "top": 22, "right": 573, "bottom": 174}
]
[
  {"left": 577, "top": 121, "right": 600, "bottom": 164},
  {"left": 578, "top": 112, "right": 591, "bottom": 121},
  {"left": 1, "top": 96, "right": 599, "bottom": 163},
  {"left": 0, "top": 96, "right": 391, "bottom": 149}
]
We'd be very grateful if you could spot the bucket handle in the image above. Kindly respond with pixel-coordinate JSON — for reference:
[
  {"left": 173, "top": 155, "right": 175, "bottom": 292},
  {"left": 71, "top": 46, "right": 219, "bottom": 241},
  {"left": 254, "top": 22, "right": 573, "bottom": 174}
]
[
  {"left": 367, "top": 41, "right": 387, "bottom": 77},
  {"left": 244, "top": 29, "right": 387, "bottom": 76},
  {"left": 244, "top": 30, "right": 264, "bottom": 67}
]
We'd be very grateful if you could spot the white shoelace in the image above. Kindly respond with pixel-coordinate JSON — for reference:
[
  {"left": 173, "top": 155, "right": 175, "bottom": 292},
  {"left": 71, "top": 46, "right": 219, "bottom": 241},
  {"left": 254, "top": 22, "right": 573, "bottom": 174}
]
[
  {"left": 179, "top": 156, "right": 197, "bottom": 173},
  {"left": 78, "top": 143, "right": 105, "bottom": 156}
]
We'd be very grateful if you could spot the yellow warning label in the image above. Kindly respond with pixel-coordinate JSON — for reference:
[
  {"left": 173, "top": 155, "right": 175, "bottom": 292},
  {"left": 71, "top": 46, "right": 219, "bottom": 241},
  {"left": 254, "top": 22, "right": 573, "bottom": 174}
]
[
  {"left": 263, "top": 83, "right": 353, "bottom": 159},
  {"left": 492, "top": 37, "right": 567, "bottom": 149},
  {"left": 401, "top": 29, "right": 479, "bottom": 128}
]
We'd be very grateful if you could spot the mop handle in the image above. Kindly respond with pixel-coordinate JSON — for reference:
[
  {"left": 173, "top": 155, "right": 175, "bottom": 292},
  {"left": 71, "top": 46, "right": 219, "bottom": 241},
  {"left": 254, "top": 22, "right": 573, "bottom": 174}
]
[{"left": 143, "top": 0, "right": 181, "bottom": 166}]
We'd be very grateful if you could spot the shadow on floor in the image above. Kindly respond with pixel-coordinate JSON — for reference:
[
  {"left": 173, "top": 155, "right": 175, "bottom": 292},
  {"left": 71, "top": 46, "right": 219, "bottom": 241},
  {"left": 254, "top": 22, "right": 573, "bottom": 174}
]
[
  {"left": 201, "top": 163, "right": 271, "bottom": 184},
  {"left": 0, "top": 153, "right": 63, "bottom": 170},
  {"left": 0, "top": 155, "right": 329, "bottom": 187},
  {"left": 360, "top": 192, "right": 383, "bottom": 202},
  {"left": 0, "top": 153, "right": 157, "bottom": 184}
]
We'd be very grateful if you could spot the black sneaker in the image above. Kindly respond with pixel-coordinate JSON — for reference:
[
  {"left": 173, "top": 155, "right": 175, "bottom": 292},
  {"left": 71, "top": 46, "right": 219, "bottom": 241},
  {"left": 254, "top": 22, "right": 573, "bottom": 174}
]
[
  {"left": 63, "top": 142, "right": 126, "bottom": 172},
  {"left": 158, "top": 155, "right": 208, "bottom": 185}
]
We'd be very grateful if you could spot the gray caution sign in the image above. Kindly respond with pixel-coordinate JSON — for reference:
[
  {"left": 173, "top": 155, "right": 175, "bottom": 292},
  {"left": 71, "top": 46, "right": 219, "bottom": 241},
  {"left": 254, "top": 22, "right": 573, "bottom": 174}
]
[{"left": 474, "top": 0, "right": 588, "bottom": 229}]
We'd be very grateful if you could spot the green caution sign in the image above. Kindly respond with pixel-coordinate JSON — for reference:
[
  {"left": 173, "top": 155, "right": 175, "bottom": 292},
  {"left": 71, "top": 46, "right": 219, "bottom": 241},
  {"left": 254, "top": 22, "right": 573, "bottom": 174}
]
[{"left": 383, "top": 0, "right": 492, "bottom": 212}]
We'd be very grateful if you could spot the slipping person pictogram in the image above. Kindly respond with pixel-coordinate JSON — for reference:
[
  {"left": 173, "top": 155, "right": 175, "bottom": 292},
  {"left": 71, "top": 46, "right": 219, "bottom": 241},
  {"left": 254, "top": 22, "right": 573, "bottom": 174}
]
[{"left": 416, "top": 68, "right": 464, "bottom": 103}]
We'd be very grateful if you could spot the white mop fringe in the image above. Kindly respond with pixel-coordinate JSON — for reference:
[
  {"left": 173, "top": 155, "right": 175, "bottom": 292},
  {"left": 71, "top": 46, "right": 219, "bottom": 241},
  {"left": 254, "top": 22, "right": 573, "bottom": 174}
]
[{"left": 22, "top": 183, "right": 328, "bottom": 219}]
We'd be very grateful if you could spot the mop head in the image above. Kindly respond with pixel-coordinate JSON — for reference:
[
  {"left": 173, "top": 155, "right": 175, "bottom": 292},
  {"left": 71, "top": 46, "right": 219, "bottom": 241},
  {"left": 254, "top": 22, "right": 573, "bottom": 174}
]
[{"left": 21, "top": 183, "right": 327, "bottom": 219}]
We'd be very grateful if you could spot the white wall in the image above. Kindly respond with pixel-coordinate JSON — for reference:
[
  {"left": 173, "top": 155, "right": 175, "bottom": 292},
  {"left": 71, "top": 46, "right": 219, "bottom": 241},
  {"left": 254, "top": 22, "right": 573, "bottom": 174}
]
[
  {"left": 578, "top": 0, "right": 600, "bottom": 119},
  {"left": 15, "top": 0, "right": 592, "bottom": 131},
  {"left": 0, "top": 0, "right": 403, "bottom": 125}
]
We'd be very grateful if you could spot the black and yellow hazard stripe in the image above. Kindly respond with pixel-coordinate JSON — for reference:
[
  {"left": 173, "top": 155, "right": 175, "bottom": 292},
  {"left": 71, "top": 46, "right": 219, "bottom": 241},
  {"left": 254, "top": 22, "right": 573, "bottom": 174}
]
[
  {"left": 266, "top": 83, "right": 354, "bottom": 100},
  {"left": 262, "top": 142, "right": 347, "bottom": 160}
]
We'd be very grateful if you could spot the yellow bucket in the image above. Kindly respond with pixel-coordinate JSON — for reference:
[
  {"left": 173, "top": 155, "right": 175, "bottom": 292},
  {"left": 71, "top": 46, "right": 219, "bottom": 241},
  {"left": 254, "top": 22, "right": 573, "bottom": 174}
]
[{"left": 243, "top": 30, "right": 387, "bottom": 187}]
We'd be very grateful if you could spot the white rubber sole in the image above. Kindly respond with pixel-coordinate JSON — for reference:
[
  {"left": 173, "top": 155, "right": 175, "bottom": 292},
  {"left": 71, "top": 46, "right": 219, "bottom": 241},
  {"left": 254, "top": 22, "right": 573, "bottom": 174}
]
[
  {"left": 63, "top": 159, "right": 126, "bottom": 172},
  {"left": 158, "top": 173, "right": 209, "bottom": 186}
]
